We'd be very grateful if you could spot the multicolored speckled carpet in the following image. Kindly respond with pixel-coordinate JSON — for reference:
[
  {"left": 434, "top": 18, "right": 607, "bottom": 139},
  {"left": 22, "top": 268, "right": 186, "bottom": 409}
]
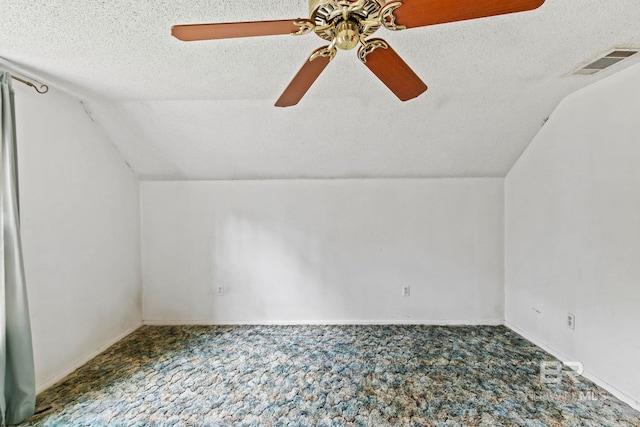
[{"left": 19, "top": 325, "right": 640, "bottom": 426}]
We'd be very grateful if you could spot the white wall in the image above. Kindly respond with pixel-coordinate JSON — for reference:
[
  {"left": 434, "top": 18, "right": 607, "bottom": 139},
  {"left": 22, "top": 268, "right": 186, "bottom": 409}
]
[
  {"left": 14, "top": 84, "right": 142, "bottom": 391},
  {"left": 505, "top": 64, "right": 640, "bottom": 406},
  {"left": 141, "top": 179, "right": 504, "bottom": 324}
]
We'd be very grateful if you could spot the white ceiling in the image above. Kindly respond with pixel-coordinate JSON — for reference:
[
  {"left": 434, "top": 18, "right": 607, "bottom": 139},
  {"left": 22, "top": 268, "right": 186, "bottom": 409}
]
[{"left": 2, "top": 0, "right": 640, "bottom": 179}]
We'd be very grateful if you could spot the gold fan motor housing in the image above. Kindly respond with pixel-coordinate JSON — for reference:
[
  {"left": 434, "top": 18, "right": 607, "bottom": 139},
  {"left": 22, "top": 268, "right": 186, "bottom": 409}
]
[{"left": 308, "top": 0, "right": 385, "bottom": 47}]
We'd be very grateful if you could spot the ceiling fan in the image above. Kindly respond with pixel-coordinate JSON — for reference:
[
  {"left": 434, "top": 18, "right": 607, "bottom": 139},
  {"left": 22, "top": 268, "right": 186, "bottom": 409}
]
[{"left": 172, "top": 0, "right": 545, "bottom": 107}]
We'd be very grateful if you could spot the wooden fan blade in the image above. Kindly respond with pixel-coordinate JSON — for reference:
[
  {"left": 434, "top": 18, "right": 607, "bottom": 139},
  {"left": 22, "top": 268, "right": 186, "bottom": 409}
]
[
  {"left": 275, "top": 47, "right": 333, "bottom": 107},
  {"left": 359, "top": 39, "right": 427, "bottom": 101},
  {"left": 172, "top": 19, "right": 308, "bottom": 41},
  {"left": 393, "top": 0, "right": 545, "bottom": 28}
]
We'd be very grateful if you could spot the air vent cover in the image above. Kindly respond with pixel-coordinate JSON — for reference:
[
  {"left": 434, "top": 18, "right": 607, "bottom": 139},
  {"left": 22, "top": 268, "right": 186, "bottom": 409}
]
[{"left": 574, "top": 49, "right": 639, "bottom": 75}]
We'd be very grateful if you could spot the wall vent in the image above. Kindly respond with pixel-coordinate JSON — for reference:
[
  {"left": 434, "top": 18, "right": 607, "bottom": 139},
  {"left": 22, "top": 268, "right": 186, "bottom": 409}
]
[{"left": 574, "top": 49, "right": 639, "bottom": 75}]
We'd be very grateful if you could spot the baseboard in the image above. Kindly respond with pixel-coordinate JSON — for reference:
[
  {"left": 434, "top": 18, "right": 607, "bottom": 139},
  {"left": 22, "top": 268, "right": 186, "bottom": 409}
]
[
  {"left": 505, "top": 321, "right": 640, "bottom": 412},
  {"left": 143, "top": 318, "right": 504, "bottom": 326},
  {"left": 36, "top": 322, "right": 143, "bottom": 394}
]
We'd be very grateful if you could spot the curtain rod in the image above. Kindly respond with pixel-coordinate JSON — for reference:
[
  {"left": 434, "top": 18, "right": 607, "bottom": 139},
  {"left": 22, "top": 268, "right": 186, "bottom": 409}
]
[
  {"left": 2, "top": 56, "right": 94, "bottom": 101},
  {"left": 0, "top": 59, "right": 50, "bottom": 94},
  {"left": 10, "top": 74, "right": 49, "bottom": 94}
]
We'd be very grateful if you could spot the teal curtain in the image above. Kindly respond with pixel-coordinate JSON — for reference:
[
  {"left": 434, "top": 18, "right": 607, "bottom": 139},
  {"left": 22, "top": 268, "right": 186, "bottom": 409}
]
[{"left": 1, "top": 72, "right": 35, "bottom": 425}]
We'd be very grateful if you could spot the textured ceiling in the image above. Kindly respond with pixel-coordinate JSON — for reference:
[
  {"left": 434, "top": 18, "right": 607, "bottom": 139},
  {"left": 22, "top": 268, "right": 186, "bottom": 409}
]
[{"left": 2, "top": 0, "right": 640, "bottom": 179}]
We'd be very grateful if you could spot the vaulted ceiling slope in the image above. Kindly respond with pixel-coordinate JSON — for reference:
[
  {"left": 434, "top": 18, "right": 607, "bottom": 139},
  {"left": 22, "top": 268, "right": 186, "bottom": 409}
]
[{"left": 2, "top": 1, "right": 640, "bottom": 180}]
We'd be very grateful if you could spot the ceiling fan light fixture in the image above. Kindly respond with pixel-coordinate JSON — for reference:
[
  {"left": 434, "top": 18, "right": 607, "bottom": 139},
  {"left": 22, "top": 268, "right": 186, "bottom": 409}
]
[
  {"left": 172, "top": 0, "right": 547, "bottom": 106},
  {"left": 335, "top": 20, "right": 360, "bottom": 50}
]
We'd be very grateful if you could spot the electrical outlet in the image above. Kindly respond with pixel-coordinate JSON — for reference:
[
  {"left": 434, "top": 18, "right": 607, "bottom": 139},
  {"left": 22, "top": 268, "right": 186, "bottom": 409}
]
[
  {"left": 567, "top": 313, "right": 575, "bottom": 330},
  {"left": 216, "top": 285, "right": 224, "bottom": 296},
  {"left": 402, "top": 286, "right": 410, "bottom": 297}
]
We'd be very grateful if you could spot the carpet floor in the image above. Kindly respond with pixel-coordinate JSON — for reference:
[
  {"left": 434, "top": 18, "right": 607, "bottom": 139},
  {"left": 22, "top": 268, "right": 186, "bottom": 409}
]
[{"left": 19, "top": 325, "right": 640, "bottom": 426}]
